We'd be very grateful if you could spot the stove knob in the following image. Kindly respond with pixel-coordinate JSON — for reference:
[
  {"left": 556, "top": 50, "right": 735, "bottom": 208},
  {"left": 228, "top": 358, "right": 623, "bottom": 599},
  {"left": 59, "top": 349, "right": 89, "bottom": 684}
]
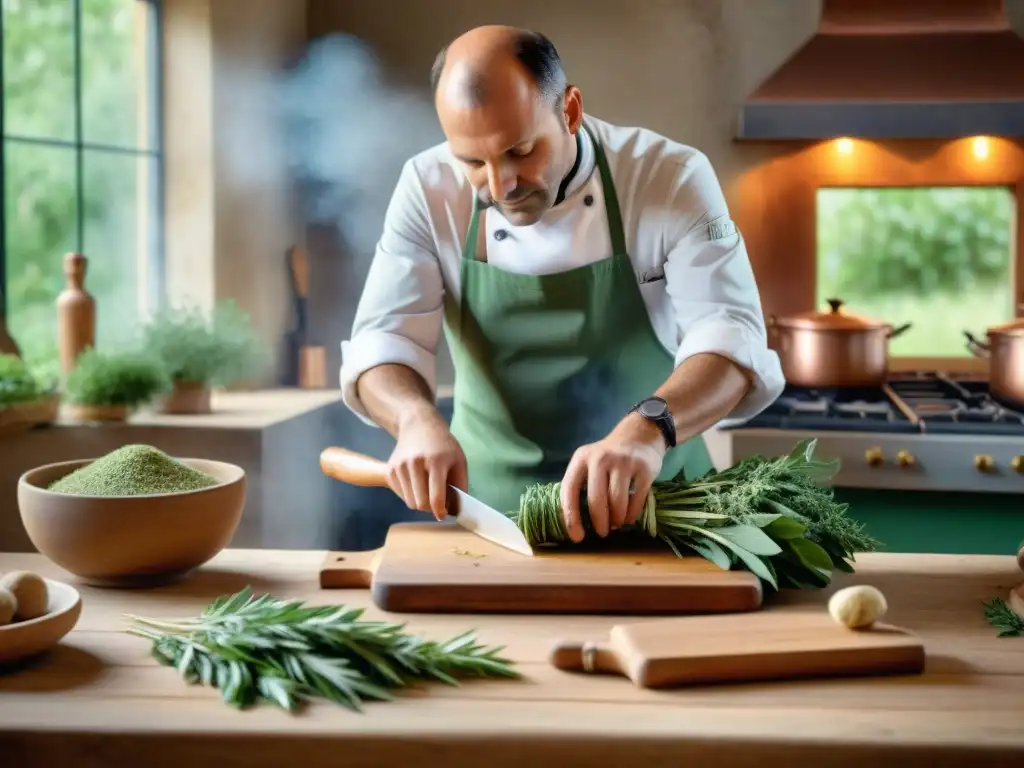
[
  {"left": 1011, "top": 455, "right": 1024, "bottom": 474},
  {"left": 896, "top": 450, "right": 916, "bottom": 468},
  {"left": 865, "top": 447, "right": 884, "bottom": 467},
  {"left": 975, "top": 454, "right": 995, "bottom": 473}
]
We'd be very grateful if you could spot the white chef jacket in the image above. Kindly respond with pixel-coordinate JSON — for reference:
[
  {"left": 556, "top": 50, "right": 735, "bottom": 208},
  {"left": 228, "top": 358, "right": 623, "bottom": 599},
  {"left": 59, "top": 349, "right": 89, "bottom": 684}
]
[{"left": 340, "top": 114, "right": 785, "bottom": 430}]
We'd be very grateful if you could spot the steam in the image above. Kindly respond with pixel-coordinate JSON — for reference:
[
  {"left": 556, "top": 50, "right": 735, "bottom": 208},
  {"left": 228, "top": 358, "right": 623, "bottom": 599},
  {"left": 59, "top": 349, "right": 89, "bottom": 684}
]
[{"left": 279, "top": 34, "right": 444, "bottom": 259}]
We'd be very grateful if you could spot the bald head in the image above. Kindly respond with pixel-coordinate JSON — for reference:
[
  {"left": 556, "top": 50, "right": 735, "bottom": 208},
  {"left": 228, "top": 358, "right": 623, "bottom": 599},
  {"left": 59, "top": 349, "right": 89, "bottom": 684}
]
[
  {"left": 429, "top": 26, "right": 582, "bottom": 227},
  {"left": 430, "top": 26, "right": 567, "bottom": 111}
]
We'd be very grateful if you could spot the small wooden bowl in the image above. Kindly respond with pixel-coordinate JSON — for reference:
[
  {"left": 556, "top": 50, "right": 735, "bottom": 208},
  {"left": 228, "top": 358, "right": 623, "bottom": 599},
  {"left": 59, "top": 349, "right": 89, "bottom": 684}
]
[
  {"left": 18, "top": 458, "right": 246, "bottom": 588},
  {"left": 0, "top": 578, "right": 82, "bottom": 665}
]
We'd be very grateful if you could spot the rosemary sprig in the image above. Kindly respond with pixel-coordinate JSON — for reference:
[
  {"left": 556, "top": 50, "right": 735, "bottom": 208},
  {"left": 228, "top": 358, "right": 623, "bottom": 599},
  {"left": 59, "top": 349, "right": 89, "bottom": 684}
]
[
  {"left": 126, "top": 587, "right": 520, "bottom": 712},
  {"left": 982, "top": 597, "right": 1024, "bottom": 637}
]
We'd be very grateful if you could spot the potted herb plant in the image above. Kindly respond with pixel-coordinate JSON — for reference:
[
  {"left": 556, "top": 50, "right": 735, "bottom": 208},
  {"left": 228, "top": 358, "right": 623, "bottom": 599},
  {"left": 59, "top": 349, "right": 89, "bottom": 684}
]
[
  {"left": 140, "top": 300, "right": 269, "bottom": 414},
  {"left": 0, "top": 354, "right": 60, "bottom": 436},
  {"left": 63, "top": 348, "right": 170, "bottom": 422}
]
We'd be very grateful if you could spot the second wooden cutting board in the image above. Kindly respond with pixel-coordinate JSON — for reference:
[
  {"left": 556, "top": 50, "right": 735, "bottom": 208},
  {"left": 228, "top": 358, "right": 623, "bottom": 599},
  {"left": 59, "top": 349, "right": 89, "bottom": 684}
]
[
  {"left": 550, "top": 610, "right": 926, "bottom": 687},
  {"left": 320, "top": 522, "right": 764, "bottom": 614}
]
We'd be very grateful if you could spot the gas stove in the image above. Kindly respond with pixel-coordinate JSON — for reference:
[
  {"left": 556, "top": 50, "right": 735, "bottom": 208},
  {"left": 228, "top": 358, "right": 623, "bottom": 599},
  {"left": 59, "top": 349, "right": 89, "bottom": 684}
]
[{"left": 724, "top": 373, "right": 1024, "bottom": 494}]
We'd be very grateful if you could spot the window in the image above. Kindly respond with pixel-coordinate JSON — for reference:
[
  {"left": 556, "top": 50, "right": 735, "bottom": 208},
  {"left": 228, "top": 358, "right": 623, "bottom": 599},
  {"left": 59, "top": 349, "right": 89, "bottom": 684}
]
[
  {"left": 1, "top": 0, "right": 162, "bottom": 375},
  {"left": 816, "top": 186, "right": 1016, "bottom": 358}
]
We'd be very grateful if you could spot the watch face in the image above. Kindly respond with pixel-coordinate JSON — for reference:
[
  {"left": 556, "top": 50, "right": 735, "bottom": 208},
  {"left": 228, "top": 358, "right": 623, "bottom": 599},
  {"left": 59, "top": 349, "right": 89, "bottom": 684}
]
[{"left": 638, "top": 398, "right": 667, "bottom": 418}]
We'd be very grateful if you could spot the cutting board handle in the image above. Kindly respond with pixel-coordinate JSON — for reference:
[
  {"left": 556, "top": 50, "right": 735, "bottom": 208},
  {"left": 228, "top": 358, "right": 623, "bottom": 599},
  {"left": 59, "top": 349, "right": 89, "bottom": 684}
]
[
  {"left": 549, "top": 640, "right": 624, "bottom": 677},
  {"left": 321, "top": 447, "right": 389, "bottom": 488},
  {"left": 318, "top": 549, "right": 381, "bottom": 589}
]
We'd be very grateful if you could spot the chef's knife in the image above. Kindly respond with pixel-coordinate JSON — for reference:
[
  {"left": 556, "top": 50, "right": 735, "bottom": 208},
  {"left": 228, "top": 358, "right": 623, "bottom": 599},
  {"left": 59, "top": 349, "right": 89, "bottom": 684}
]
[{"left": 319, "top": 446, "right": 534, "bottom": 557}]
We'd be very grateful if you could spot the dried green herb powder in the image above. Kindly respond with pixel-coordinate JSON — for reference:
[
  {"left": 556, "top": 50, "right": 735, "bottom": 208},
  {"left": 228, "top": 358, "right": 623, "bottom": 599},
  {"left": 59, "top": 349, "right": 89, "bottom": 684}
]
[{"left": 48, "top": 444, "right": 220, "bottom": 496}]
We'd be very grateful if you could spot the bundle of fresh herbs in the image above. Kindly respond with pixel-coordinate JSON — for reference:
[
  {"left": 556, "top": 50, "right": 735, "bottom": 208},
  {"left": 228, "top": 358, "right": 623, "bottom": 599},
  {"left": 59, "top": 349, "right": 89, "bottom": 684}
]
[
  {"left": 126, "top": 587, "right": 519, "bottom": 712},
  {"left": 511, "top": 438, "right": 879, "bottom": 591}
]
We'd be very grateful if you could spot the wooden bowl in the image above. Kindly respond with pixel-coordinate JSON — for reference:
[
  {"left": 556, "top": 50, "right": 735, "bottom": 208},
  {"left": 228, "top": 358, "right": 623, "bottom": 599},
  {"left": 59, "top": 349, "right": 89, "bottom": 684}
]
[
  {"left": 17, "top": 458, "right": 246, "bottom": 588},
  {"left": 0, "top": 578, "right": 82, "bottom": 665}
]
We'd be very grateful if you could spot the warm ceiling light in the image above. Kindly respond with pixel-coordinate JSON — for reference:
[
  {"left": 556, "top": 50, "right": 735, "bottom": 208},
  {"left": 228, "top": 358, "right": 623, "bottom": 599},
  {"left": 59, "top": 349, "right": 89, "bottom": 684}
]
[
  {"left": 971, "top": 136, "right": 990, "bottom": 160},
  {"left": 835, "top": 137, "right": 854, "bottom": 155}
]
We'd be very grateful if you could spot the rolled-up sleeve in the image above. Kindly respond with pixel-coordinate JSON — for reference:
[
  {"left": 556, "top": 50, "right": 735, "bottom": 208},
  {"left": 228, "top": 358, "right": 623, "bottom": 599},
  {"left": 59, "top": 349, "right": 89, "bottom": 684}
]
[
  {"left": 339, "top": 160, "right": 445, "bottom": 426},
  {"left": 663, "top": 152, "right": 785, "bottom": 426}
]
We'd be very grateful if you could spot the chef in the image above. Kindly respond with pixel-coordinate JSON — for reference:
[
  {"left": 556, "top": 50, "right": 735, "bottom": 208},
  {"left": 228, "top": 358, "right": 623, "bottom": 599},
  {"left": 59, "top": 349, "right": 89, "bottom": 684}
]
[{"left": 340, "top": 25, "right": 784, "bottom": 543}]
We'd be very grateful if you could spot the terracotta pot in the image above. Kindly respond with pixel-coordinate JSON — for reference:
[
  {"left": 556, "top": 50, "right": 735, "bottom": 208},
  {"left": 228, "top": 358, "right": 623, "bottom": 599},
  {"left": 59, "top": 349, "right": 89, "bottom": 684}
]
[
  {"left": 64, "top": 403, "right": 129, "bottom": 422},
  {"left": 159, "top": 380, "right": 211, "bottom": 414},
  {"left": 0, "top": 395, "right": 61, "bottom": 437},
  {"left": 964, "top": 306, "right": 1024, "bottom": 407},
  {"left": 768, "top": 298, "right": 911, "bottom": 389}
]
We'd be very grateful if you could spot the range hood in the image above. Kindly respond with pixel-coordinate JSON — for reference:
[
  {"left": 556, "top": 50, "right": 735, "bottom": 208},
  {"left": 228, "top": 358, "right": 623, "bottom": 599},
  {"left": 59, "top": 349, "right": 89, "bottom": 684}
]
[{"left": 737, "top": 0, "right": 1024, "bottom": 140}]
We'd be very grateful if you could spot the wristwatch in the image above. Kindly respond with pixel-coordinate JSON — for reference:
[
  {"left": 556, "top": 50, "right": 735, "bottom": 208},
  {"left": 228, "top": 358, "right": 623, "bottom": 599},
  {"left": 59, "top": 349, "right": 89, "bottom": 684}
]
[{"left": 629, "top": 396, "right": 677, "bottom": 449}]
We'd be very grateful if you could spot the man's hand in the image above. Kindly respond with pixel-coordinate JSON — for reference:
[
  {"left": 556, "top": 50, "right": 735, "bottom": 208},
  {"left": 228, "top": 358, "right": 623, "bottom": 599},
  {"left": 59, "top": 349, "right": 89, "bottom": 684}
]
[
  {"left": 560, "top": 415, "right": 666, "bottom": 543},
  {"left": 387, "top": 409, "right": 468, "bottom": 522}
]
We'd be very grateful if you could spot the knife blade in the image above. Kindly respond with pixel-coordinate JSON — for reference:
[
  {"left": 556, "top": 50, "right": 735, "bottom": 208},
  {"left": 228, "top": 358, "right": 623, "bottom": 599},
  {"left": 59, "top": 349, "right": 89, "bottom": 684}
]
[{"left": 319, "top": 446, "right": 534, "bottom": 557}]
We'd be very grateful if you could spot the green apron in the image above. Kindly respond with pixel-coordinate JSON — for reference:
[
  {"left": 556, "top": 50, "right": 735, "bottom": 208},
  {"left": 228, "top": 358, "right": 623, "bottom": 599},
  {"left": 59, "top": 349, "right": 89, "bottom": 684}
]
[{"left": 442, "top": 121, "right": 713, "bottom": 515}]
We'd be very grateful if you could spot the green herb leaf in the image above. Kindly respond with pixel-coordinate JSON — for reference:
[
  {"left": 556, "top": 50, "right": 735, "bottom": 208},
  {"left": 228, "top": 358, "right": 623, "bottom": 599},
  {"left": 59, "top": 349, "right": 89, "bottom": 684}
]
[
  {"left": 763, "top": 515, "right": 807, "bottom": 540},
  {"left": 678, "top": 523, "right": 778, "bottom": 589},
  {"left": 686, "top": 536, "right": 733, "bottom": 571},
  {"left": 785, "top": 537, "right": 834, "bottom": 575},
  {"left": 713, "top": 524, "right": 783, "bottom": 557},
  {"left": 982, "top": 597, "right": 1024, "bottom": 637},
  {"left": 126, "top": 588, "right": 520, "bottom": 712}
]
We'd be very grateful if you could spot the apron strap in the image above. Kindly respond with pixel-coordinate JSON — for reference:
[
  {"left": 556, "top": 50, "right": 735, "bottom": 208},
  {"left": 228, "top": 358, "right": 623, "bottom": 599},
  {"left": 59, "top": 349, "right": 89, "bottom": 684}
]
[
  {"left": 463, "top": 195, "right": 488, "bottom": 262},
  {"left": 584, "top": 120, "right": 628, "bottom": 256}
]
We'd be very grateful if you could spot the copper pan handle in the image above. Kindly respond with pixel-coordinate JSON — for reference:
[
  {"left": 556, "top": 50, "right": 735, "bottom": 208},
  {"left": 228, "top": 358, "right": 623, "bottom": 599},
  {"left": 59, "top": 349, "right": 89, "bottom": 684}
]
[
  {"left": 963, "top": 330, "right": 990, "bottom": 358},
  {"left": 887, "top": 322, "right": 912, "bottom": 339}
]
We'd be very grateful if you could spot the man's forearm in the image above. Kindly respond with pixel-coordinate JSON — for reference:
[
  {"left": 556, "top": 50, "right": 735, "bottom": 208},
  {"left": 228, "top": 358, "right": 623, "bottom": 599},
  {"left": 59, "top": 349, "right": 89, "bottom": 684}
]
[
  {"left": 611, "top": 353, "right": 752, "bottom": 454},
  {"left": 355, "top": 364, "right": 444, "bottom": 438}
]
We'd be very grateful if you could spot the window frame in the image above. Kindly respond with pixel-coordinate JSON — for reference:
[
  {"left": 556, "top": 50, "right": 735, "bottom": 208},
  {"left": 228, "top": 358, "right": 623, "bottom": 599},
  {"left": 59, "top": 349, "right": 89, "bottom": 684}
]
[{"left": 0, "top": 0, "right": 165, "bottom": 325}]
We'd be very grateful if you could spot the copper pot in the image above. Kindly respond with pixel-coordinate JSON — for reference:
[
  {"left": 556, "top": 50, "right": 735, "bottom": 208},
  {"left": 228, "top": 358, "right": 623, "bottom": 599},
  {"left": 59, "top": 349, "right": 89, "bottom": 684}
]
[
  {"left": 768, "top": 298, "right": 912, "bottom": 388},
  {"left": 964, "top": 305, "right": 1024, "bottom": 407}
]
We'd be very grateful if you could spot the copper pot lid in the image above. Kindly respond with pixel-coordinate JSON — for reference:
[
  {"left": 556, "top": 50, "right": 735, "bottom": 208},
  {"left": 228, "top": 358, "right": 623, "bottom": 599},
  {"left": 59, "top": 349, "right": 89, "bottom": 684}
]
[
  {"left": 987, "top": 304, "right": 1024, "bottom": 337},
  {"left": 772, "top": 298, "right": 891, "bottom": 331}
]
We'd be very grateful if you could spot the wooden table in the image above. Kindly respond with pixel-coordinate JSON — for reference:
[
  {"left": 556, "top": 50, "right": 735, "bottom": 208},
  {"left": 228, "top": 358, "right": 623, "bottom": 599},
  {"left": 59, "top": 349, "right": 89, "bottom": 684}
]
[{"left": 0, "top": 548, "right": 1021, "bottom": 767}]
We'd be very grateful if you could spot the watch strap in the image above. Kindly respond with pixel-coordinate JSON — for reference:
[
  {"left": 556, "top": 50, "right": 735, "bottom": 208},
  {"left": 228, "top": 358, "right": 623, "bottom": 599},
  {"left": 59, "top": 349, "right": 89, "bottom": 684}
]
[{"left": 630, "top": 396, "right": 677, "bottom": 449}]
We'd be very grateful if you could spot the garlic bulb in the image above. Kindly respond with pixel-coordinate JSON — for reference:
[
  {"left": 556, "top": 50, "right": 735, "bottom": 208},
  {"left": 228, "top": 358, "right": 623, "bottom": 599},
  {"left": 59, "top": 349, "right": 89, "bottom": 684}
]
[
  {"left": 828, "top": 585, "right": 887, "bottom": 629},
  {"left": 0, "top": 587, "right": 15, "bottom": 626},
  {"left": 0, "top": 571, "right": 48, "bottom": 620}
]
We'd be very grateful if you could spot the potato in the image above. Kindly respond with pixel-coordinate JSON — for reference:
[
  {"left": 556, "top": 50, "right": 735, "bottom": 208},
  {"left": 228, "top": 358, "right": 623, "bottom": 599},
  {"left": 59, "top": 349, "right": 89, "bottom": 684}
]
[
  {"left": 828, "top": 585, "right": 887, "bottom": 629},
  {"left": 0, "top": 571, "right": 48, "bottom": 620},
  {"left": 0, "top": 587, "right": 15, "bottom": 626}
]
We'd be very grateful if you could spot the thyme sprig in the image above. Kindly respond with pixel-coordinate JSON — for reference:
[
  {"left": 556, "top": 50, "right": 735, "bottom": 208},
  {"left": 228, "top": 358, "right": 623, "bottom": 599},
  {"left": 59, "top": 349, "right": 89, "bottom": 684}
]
[{"left": 126, "top": 587, "right": 520, "bottom": 712}]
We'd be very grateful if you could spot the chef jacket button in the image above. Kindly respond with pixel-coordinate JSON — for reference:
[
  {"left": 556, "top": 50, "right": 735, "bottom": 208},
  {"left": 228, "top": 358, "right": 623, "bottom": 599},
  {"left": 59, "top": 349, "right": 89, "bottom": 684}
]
[
  {"left": 494, "top": 229, "right": 508, "bottom": 241},
  {"left": 584, "top": 194, "right": 594, "bottom": 206}
]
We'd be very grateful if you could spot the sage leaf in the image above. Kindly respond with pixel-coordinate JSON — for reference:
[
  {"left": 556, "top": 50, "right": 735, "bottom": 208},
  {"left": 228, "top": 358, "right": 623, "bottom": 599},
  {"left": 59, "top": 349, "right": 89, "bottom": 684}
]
[
  {"left": 678, "top": 523, "right": 778, "bottom": 589},
  {"left": 714, "top": 524, "right": 783, "bottom": 556},
  {"left": 687, "top": 536, "right": 733, "bottom": 571},
  {"left": 763, "top": 515, "right": 807, "bottom": 540}
]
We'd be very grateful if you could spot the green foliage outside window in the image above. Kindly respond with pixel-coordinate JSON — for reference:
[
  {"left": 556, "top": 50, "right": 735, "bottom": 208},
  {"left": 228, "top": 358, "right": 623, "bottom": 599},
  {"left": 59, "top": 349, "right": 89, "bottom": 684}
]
[
  {"left": 817, "top": 186, "right": 1015, "bottom": 358},
  {"left": 2, "top": 0, "right": 157, "bottom": 379}
]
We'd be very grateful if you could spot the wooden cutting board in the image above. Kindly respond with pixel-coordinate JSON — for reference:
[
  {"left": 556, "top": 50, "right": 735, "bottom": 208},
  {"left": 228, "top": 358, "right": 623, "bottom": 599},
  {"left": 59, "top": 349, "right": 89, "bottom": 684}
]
[
  {"left": 320, "top": 522, "right": 764, "bottom": 614},
  {"left": 550, "top": 610, "right": 926, "bottom": 688}
]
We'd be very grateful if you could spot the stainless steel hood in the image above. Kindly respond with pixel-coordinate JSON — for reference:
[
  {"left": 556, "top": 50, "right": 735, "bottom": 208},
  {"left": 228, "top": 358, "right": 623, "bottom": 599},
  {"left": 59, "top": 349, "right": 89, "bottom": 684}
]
[{"left": 737, "top": 0, "right": 1024, "bottom": 140}]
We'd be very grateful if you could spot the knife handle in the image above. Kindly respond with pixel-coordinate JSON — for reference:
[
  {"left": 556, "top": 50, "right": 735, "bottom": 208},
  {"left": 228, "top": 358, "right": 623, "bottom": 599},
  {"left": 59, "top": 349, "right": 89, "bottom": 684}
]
[{"left": 320, "top": 447, "right": 389, "bottom": 488}]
